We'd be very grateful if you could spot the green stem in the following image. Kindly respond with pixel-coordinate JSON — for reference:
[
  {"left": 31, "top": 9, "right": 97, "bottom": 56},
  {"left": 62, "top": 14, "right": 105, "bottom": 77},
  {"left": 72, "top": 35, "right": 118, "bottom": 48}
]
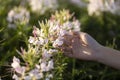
[{"left": 72, "top": 59, "right": 76, "bottom": 80}]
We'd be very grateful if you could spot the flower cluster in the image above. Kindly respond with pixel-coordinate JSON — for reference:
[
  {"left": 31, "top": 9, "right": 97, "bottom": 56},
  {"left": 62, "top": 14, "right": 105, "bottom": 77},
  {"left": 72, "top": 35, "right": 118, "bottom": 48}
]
[
  {"left": 105, "top": 0, "right": 120, "bottom": 15},
  {"left": 7, "top": 7, "right": 30, "bottom": 28},
  {"left": 70, "top": 0, "right": 87, "bottom": 7},
  {"left": 87, "top": 0, "right": 120, "bottom": 16},
  {"left": 11, "top": 10, "right": 80, "bottom": 80},
  {"left": 28, "top": 0, "right": 58, "bottom": 14}
]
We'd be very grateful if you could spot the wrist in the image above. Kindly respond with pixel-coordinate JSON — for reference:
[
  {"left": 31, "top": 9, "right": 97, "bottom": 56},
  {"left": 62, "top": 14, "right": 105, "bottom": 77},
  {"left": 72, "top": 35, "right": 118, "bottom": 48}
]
[{"left": 93, "top": 45, "right": 106, "bottom": 62}]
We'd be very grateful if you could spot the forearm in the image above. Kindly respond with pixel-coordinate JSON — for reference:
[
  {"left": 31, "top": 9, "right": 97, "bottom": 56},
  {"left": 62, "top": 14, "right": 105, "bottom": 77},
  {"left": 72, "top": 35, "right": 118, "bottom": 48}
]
[{"left": 96, "top": 46, "right": 120, "bottom": 69}]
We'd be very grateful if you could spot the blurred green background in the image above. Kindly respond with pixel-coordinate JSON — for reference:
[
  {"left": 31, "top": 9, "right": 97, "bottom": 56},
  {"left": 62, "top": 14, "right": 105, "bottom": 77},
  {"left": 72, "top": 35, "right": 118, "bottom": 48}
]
[{"left": 0, "top": 0, "right": 120, "bottom": 80}]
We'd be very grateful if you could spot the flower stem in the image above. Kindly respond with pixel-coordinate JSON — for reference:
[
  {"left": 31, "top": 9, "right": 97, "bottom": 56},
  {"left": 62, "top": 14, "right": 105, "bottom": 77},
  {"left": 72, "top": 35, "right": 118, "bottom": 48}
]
[{"left": 72, "top": 59, "right": 76, "bottom": 80}]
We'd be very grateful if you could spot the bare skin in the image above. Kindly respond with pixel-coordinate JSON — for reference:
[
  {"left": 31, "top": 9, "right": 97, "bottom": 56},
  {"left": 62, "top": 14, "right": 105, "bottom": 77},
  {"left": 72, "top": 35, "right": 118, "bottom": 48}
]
[{"left": 61, "top": 31, "right": 120, "bottom": 70}]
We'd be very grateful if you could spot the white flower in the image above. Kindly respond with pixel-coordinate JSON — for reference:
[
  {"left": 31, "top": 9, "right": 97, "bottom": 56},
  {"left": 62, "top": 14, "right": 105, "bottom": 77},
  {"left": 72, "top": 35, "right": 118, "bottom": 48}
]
[
  {"left": 48, "top": 49, "right": 58, "bottom": 54},
  {"left": 37, "top": 37, "right": 44, "bottom": 45},
  {"left": 11, "top": 56, "right": 25, "bottom": 75},
  {"left": 73, "top": 20, "right": 81, "bottom": 31},
  {"left": 7, "top": 10, "right": 15, "bottom": 23},
  {"left": 47, "top": 59, "right": 54, "bottom": 71},
  {"left": 28, "top": 36, "right": 35, "bottom": 44},
  {"left": 24, "top": 76, "right": 32, "bottom": 80},
  {"left": 53, "top": 37, "right": 63, "bottom": 47},
  {"left": 49, "top": 24, "right": 60, "bottom": 34},
  {"left": 49, "top": 20, "right": 54, "bottom": 27},
  {"left": 36, "top": 64, "right": 40, "bottom": 69},
  {"left": 87, "top": 0, "right": 120, "bottom": 15},
  {"left": 28, "top": 36, "right": 40, "bottom": 45},
  {"left": 59, "top": 29, "right": 68, "bottom": 36},
  {"left": 14, "top": 66, "right": 26, "bottom": 75},
  {"left": 40, "top": 62, "right": 47, "bottom": 71},
  {"left": 7, "top": 7, "right": 30, "bottom": 24},
  {"left": 44, "top": 0, "right": 58, "bottom": 9},
  {"left": 29, "top": 0, "right": 43, "bottom": 12},
  {"left": 29, "top": 69, "right": 39, "bottom": 76},
  {"left": 63, "top": 21, "right": 73, "bottom": 30},
  {"left": 32, "top": 27, "right": 41, "bottom": 37},
  {"left": 105, "top": 0, "right": 120, "bottom": 15},
  {"left": 11, "top": 56, "right": 20, "bottom": 68},
  {"left": 70, "top": 0, "right": 87, "bottom": 7},
  {"left": 88, "top": 0, "right": 104, "bottom": 16},
  {"left": 42, "top": 49, "right": 52, "bottom": 59},
  {"left": 44, "top": 38, "right": 49, "bottom": 44},
  {"left": 35, "top": 73, "right": 43, "bottom": 79},
  {"left": 45, "top": 77, "right": 50, "bottom": 80},
  {"left": 29, "top": 69, "right": 43, "bottom": 79},
  {"left": 29, "top": 0, "right": 58, "bottom": 14},
  {"left": 12, "top": 74, "right": 19, "bottom": 80}
]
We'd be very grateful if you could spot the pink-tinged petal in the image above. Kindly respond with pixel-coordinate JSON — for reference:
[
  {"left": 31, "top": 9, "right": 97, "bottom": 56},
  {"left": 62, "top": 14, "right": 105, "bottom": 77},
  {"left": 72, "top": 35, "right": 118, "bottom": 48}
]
[
  {"left": 15, "top": 66, "right": 26, "bottom": 75},
  {"left": 59, "top": 29, "right": 67, "bottom": 36},
  {"left": 11, "top": 56, "right": 20, "bottom": 68}
]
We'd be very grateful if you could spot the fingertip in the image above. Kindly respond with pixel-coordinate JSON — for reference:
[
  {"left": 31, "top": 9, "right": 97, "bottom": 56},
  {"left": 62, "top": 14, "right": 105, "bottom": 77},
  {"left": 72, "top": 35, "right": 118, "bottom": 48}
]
[{"left": 79, "top": 32, "right": 89, "bottom": 45}]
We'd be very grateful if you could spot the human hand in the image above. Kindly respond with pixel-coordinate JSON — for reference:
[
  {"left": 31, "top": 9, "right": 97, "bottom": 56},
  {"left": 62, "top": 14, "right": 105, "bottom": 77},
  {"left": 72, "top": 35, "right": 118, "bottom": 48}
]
[{"left": 61, "top": 31, "right": 103, "bottom": 61}]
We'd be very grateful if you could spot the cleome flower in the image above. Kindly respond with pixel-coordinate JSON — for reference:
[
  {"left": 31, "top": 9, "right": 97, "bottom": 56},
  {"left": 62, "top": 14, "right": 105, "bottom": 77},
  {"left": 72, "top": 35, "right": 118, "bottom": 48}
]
[
  {"left": 87, "top": 0, "right": 120, "bottom": 16},
  {"left": 11, "top": 56, "right": 26, "bottom": 75},
  {"left": 53, "top": 36, "right": 63, "bottom": 48},
  {"left": 7, "top": 6, "right": 30, "bottom": 28},
  {"left": 11, "top": 10, "right": 81, "bottom": 80},
  {"left": 28, "top": 0, "right": 58, "bottom": 14}
]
